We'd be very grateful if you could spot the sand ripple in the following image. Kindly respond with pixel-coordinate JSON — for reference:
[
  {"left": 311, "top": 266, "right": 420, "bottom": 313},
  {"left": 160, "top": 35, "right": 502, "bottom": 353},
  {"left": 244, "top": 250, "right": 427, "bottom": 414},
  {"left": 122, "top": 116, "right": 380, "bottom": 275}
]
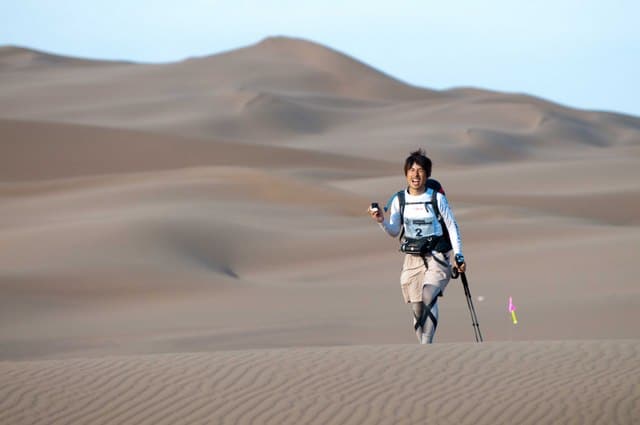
[{"left": 1, "top": 341, "right": 638, "bottom": 425}]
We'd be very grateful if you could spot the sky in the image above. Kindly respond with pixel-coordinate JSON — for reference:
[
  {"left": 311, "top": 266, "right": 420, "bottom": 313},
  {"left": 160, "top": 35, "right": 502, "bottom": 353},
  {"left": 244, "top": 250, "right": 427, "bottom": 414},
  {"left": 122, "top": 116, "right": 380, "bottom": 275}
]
[{"left": 3, "top": 0, "right": 640, "bottom": 117}]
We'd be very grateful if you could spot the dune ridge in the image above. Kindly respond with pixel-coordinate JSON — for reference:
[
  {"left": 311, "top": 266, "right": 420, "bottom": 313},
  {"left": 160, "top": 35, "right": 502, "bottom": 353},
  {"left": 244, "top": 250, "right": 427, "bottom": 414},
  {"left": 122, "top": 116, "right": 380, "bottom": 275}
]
[{"left": 0, "top": 45, "right": 132, "bottom": 70}]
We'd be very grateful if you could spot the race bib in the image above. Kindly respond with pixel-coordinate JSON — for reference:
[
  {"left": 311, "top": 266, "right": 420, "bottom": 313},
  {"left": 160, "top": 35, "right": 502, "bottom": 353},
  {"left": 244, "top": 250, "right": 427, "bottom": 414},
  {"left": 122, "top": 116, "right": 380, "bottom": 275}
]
[{"left": 405, "top": 217, "right": 434, "bottom": 239}]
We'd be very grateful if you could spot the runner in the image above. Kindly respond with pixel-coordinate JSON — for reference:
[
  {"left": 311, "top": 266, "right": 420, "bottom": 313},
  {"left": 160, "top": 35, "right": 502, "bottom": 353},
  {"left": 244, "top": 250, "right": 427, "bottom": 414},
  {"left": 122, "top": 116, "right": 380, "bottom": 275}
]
[{"left": 369, "top": 149, "right": 466, "bottom": 344}]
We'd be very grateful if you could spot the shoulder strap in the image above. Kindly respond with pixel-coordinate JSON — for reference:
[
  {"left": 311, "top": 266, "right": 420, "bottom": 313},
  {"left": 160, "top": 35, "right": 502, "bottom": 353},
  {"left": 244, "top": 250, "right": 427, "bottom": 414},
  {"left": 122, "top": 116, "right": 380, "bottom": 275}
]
[
  {"left": 397, "top": 190, "right": 405, "bottom": 222},
  {"left": 430, "top": 188, "right": 441, "bottom": 220},
  {"left": 397, "top": 190, "right": 405, "bottom": 241},
  {"left": 428, "top": 179, "right": 453, "bottom": 252},
  {"left": 426, "top": 179, "right": 443, "bottom": 220}
]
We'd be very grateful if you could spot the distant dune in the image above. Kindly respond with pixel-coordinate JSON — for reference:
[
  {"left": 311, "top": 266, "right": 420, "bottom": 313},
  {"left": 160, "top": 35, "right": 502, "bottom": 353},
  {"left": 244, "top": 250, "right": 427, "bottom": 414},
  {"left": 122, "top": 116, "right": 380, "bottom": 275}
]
[
  {"left": 0, "top": 118, "right": 395, "bottom": 181},
  {"left": 1, "top": 36, "right": 639, "bottom": 424},
  {"left": 0, "top": 45, "right": 131, "bottom": 70},
  {"left": 3, "top": 37, "right": 637, "bottom": 156}
]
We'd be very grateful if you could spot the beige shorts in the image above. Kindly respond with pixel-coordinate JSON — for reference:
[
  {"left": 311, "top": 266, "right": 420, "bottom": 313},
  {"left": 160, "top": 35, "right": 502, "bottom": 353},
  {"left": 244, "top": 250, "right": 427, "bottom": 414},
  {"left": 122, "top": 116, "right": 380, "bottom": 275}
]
[{"left": 400, "top": 252, "right": 452, "bottom": 303}]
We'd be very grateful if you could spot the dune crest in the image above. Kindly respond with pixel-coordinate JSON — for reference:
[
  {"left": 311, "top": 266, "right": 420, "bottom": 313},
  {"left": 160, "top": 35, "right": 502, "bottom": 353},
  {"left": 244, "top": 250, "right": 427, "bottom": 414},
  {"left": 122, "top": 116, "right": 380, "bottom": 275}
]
[{"left": 0, "top": 45, "right": 130, "bottom": 70}]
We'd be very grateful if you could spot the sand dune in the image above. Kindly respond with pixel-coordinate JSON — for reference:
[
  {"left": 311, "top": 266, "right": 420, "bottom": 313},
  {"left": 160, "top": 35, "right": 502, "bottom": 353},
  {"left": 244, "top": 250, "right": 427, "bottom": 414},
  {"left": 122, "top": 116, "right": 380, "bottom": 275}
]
[
  {"left": 0, "top": 118, "right": 396, "bottom": 181},
  {"left": 1, "top": 341, "right": 638, "bottom": 425},
  {"left": 3, "top": 37, "right": 638, "bottom": 153},
  {"left": 1, "top": 36, "right": 639, "bottom": 424}
]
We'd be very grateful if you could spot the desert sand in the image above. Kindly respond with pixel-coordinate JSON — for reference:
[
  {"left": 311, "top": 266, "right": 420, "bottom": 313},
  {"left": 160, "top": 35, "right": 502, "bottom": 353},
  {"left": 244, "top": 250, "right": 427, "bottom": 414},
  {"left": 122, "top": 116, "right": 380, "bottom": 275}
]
[{"left": 1, "top": 37, "right": 639, "bottom": 424}]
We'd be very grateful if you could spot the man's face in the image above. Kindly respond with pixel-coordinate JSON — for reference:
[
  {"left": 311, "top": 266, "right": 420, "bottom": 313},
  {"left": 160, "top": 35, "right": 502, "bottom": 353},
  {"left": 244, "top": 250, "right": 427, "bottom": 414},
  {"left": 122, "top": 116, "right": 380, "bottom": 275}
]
[{"left": 406, "top": 162, "right": 427, "bottom": 192}]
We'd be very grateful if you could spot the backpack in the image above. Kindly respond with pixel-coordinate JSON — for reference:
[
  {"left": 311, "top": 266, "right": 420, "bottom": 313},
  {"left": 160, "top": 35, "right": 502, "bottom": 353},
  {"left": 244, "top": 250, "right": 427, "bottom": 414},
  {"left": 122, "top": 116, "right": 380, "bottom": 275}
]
[{"left": 385, "top": 179, "right": 453, "bottom": 253}]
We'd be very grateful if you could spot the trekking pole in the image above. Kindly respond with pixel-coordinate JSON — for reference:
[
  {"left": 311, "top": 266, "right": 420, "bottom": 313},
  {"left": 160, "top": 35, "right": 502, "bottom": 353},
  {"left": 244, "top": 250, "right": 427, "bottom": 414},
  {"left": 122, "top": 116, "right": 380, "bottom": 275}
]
[
  {"left": 451, "top": 259, "right": 484, "bottom": 343},
  {"left": 460, "top": 272, "right": 483, "bottom": 343}
]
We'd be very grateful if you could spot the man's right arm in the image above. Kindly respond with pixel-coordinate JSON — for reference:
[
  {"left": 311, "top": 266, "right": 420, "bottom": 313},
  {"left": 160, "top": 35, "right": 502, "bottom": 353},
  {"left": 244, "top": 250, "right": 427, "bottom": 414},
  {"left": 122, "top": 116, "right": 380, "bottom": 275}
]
[{"left": 379, "top": 195, "right": 401, "bottom": 237}]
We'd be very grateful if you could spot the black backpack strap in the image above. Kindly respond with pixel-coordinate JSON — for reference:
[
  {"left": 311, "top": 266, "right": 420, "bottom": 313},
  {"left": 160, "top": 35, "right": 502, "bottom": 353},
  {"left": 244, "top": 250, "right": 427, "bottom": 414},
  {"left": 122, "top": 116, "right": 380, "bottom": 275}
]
[
  {"left": 397, "top": 190, "right": 405, "bottom": 241},
  {"left": 427, "top": 179, "right": 452, "bottom": 253},
  {"left": 397, "top": 190, "right": 405, "bottom": 221},
  {"left": 430, "top": 188, "right": 441, "bottom": 220},
  {"left": 426, "top": 179, "right": 443, "bottom": 219}
]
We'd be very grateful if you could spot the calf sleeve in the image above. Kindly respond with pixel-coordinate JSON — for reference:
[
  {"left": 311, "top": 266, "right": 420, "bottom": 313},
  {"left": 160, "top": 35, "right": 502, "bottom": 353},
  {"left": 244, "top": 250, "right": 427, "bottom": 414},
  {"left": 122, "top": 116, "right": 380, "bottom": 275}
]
[
  {"left": 420, "top": 284, "right": 441, "bottom": 344},
  {"left": 412, "top": 302, "right": 426, "bottom": 342},
  {"left": 422, "top": 302, "right": 439, "bottom": 344}
]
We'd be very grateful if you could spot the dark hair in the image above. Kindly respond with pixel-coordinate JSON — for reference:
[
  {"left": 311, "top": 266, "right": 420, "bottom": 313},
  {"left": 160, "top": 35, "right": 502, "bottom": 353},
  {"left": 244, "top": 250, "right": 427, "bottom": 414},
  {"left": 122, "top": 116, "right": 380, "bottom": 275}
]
[{"left": 403, "top": 149, "right": 432, "bottom": 177}]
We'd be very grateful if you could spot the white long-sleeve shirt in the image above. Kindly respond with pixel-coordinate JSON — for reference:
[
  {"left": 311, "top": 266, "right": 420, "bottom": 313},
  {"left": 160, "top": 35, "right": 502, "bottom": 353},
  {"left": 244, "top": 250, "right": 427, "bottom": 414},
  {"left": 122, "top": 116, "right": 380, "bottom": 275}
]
[{"left": 379, "top": 187, "right": 463, "bottom": 256}]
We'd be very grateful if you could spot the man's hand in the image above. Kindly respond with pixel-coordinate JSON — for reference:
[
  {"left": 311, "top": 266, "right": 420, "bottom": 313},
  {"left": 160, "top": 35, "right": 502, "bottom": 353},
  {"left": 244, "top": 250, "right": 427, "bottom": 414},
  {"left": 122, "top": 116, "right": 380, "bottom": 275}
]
[
  {"left": 455, "top": 253, "right": 467, "bottom": 273},
  {"left": 368, "top": 203, "right": 383, "bottom": 223}
]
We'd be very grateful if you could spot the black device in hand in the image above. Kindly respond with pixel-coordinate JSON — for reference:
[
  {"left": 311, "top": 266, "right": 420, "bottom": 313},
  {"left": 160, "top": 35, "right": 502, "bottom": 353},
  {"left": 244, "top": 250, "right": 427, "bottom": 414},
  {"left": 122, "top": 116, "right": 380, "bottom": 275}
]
[{"left": 370, "top": 202, "right": 380, "bottom": 212}]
